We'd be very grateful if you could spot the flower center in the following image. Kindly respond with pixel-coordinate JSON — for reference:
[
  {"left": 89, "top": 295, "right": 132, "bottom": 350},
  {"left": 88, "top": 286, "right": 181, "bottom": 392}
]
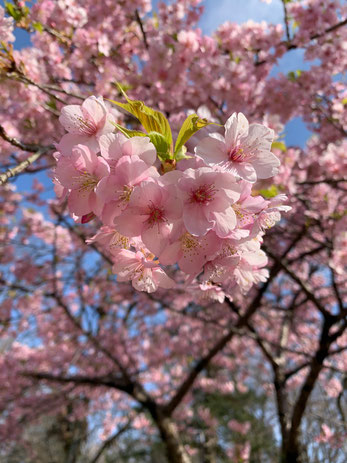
[
  {"left": 146, "top": 203, "right": 165, "bottom": 226},
  {"left": 110, "top": 231, "right": 129, "bottom": 249},
  {"left": 119, "top": 185, "right": 133, "bottom": 203},
  {"left": 229, "top": 145, "right": 247, "bottom": 162},
  {"left": 77, "top": 116, "right": 98, "bottom": 136},
  {"left": 190, "top": 184, "right": 216, "bottom": 205},
  {"left": 77, "top": 171, "right": 98, "bottom": 192}
]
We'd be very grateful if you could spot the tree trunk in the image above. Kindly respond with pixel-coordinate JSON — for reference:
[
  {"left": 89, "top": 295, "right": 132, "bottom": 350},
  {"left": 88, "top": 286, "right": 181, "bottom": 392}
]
[
  {"left": 281, "top": 435, "right": 306, "bottom": 463},
  {"left": 201, "top": 434, "right": 217, "bottom": 463},
  {"left": 155, "top": 415, "right": 192, "bottom": 463}
]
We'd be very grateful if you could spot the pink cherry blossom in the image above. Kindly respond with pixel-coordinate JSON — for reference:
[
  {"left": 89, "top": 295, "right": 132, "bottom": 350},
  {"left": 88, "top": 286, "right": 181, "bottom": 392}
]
[
  {"left": 99, "top": 133, "right": 157, "bottom": 167},
  {"left": 53, "top": 144, "right": 110, "bottom": 217},
  {"left": 177, "top": 167, "right": 241, "bottom": 237},
  {"left": 58, "top": 96, "right": 115, "bottom": 152},
  {"left": 159, "top": 230, "right": 221, "bottom": 275},
  {"left": 86, "top": 226, "right": 131, "bottom": 251},
  {"left": 195, "top": 113, "right": 280, "bottom": 182},
  {"left": 114, "top": 181, "right": 183, "bottom": 256},
  {"left": 112, "top": 249, "right": 175, "bottom": 292},
  {"left": 95, "top": 155, "right": 159, "bottom": 225}
]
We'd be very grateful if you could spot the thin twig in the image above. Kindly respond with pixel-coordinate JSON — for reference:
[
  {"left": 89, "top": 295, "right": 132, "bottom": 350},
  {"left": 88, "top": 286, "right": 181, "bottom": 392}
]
[{"left": 135, "top": 9, "right": 149, "bottom": 50}]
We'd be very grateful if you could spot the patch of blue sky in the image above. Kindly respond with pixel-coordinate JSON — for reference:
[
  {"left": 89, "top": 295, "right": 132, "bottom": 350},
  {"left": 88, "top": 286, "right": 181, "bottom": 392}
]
[{"left": 199, "top": 0, "right": 284, "bottom": 34}]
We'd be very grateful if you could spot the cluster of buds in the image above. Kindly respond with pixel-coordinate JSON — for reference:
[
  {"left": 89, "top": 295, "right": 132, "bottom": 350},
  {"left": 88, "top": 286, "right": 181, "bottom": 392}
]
[{"left": 52, "top": 94, "right": 290, "bottom": 294}]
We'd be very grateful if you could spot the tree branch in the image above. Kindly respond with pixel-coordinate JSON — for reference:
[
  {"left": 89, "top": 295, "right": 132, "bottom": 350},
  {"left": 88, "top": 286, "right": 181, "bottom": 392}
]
[
  {"left": 281, "top": 0, "right": 291, "bottom": 43},
  {"left": 0, "top": 125, "right": 53, "bottom": 185},
  {"left": 90, "top": 418, "right": 132, "bottom": 463},
  {"left": 264, "top": 247, "right": 334, "bottom": 320},
  {"left": 135, "top": 9, "right": 149, "bottom": 50}
]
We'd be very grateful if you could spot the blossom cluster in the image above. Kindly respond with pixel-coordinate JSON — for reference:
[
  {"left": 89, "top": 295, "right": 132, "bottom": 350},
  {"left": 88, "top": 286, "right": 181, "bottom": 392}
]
[{"left": 52, "top": 96, "right": 289, "bottom": 294}]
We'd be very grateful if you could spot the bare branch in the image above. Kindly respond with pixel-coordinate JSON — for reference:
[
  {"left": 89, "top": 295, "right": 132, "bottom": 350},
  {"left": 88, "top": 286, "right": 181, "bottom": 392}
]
[
  {"left": 264, "top": 247, "right": 333, "bottom": 320},
  {"left": 281, "top": 0, "right": 291, "bottom": 43},
  {"left": 23, "top": 371, "right": 131, "bottom": 391},
  {"left": 90, "top": 418, "right": 132, "bottom": 463},
  {"left": 135, "top": 9, "right": 149, "bottom": 50},
  {"left": 0, "top": 125, "right": 53, "bottom": 185}
]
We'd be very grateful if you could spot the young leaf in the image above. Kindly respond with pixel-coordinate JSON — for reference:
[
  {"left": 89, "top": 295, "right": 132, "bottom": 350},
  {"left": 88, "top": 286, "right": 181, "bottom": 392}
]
[
  {"left": 271, "top": 141, "right": 286, "bottom": 152},
  {"left": 113, "top": 122, "right": 146, "bottom": 139},
  {"left": 148, "top": 131, "right": 171, "bottom": 161},
  {"left": 109, "top": 85, "right": 173, "bottom": 157},
  {"left": 174, "top": 114, "right": 216, "bottom": 156},
  {"left": 5, "top": 2, "right": 22, "bottom": 21},
  {"left": 258, "top": 185, "right": 279, "bottom": 198},
  {"left": 32, "top": 22, "right": 44, "bottom": 33}
]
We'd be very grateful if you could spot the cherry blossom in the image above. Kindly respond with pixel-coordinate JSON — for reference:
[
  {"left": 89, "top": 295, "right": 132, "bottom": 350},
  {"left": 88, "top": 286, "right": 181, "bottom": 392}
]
[
  {"left": 177, "top": 167, "right": 241, "bottom": 237},
  {"left": 196, "top": 113, "right": 280, "bottom": 182},
  {"left": 58, "top": 96, "right": 115, "bottom": 153},
  {"left": 112, "top": 248, "right": 175, "bottom": 292},
  {"left": 53, "top": 144, "right": 110, "bottom": 217}
]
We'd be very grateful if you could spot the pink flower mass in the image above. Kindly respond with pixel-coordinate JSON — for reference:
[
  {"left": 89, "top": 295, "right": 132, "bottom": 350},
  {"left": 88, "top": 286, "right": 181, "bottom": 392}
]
[{"left": 52, "top": 96, "right": 290, "bottom": 294}]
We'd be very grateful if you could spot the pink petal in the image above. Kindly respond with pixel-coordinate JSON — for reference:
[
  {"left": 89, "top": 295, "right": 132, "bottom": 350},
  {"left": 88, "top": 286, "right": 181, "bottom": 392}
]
[
  {"left": 113, "top": 208, "right": 146, "bottom": 236},
  {"left": 195, "top": 135, "right": 226, "bottom": 164},
  {"left": 153, "top": 268, "right": 175, "bottom": 289},
  {"left": 142, "top": 222, "right": 171, "bottom": 256},
  {"left": 252, "top": 151, "right": 280, "bottom": 179},
  {"left": 58, "top": 133, "right": 99, "bottom": 155},
  {"left": 82, "top": 96, "right": 106, "bottom": 125},
  {"left": 59, "top": 105, "right": 84, "bottom": 133},
  {"left": 132, "top": 268, "right": 157, "bottom": 293},
  {"left": 183, "top": 203, "right": 211, "bottom": 236},
  {"left": 231, "top": 162, "right": 257, "bottom": 182},
  {"left": 112, "top": 249, "right": 138, "bottom": 274},
  {"left": 94, "top": 156, "right": 110, "bottom": 179},
  {"left": 242, "top": 251, "right": 268, "bottom": 266},
  {"left": 129, "top": 181, "right": 162, "bottom": 208},
  {"left": 68, "top": 189, "right": 92, "bottom": 216},
  {"left": 99, "top": 133, "right": 124, "bottom": 163},
  {"left": 245, "top": 124, "right": 274, "bottom": 151},
  {"left": 225, "top": 112, "right": 249, "bottom": 149},
  {"left": 159, "top": 241, "right": 182, "bottom": 265},
  {"left": 211, "top": 207, "right": 237, "bottom": 238},
  {"left": 122, "top": 137, "right": 156, "bottom": 165}
]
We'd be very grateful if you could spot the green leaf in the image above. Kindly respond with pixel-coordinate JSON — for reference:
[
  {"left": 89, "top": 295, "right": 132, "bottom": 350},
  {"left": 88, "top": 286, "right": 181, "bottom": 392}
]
[
  {"left": 175, "top": 145, "right": 192, "bottom": 162},
  {"left": 5, "top": 2, "right": 22, "bottom": 21},
  {"left": 271, "top": 141, "right": 286, "bottom": 152},
  {"left": 287, "top": 70, "right": 302, "bottom": 82},
  {"left": 287, "top": 71, "right": 296, "bottom": 82},
  {"left": 113, "top": 122, "right": 146, "bottom": 139},
  {"left": 147, "top": 131, "right": 171, "bottom": 161},
  {"left": 114, "top": 81, "right": 132, "bottom": 93},
  {"left": 109, "top": 85, "right": 173, "bottom": 157},
  {"left": 32, "top": 22, "right": 44, "bottom": 33},
  {"left": 152, "top": 11, "right": 159, "bottom": 29},
  {"left": 174, "top": 114, "right": 216, "bottom": 156},
  {"left": 259, "top": 185, "right": 279, "bottom": 199}
]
